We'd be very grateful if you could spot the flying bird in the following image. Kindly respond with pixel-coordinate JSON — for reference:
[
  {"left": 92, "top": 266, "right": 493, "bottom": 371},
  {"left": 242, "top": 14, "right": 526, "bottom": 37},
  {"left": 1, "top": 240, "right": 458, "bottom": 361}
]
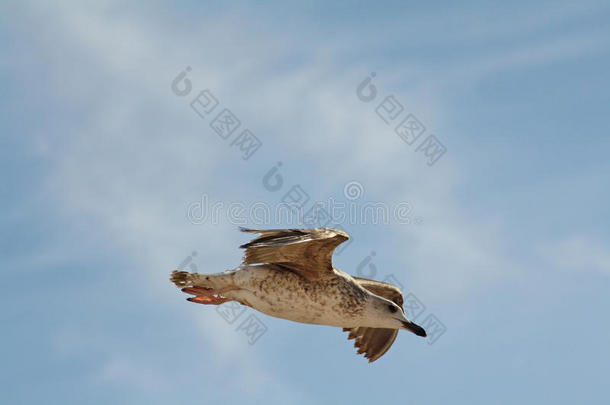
[{"left": 170, "top": 227, "right": 426, "bottom": 362}]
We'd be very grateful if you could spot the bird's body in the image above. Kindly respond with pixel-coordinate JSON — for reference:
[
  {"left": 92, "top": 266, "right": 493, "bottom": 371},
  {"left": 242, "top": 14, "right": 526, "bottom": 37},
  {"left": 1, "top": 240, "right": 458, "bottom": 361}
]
[
  {"left": 171, "top": 227, "right": 426, "bottom": 362},
  {"left": 177, "top": 264, "right": 369, "bottom": 327}
]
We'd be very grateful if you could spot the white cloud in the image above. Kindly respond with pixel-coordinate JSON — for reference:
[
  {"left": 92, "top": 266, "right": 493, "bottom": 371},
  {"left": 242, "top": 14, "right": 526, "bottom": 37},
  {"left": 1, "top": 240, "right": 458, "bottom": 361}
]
[
  {"left": 18, "top": 0, "right": 516, "bottom": 305},
  {"left": 99, "top": 356, "right": 170, "bottom": 392},
  {"left": 5, "top": 1, "right": 609, "bottom": 403},
  {"left": 540, "top": 235, "right": 610, "bottom": 275},
  {"left": 16, "top": 1, "right": 608, "bottom": 390}
]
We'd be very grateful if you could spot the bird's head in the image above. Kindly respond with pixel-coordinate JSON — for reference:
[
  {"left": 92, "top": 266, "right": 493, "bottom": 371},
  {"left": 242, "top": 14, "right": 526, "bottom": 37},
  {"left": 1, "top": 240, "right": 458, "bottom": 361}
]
[{"left": 363, "top": 295, "right": 427, "bottom": 337}]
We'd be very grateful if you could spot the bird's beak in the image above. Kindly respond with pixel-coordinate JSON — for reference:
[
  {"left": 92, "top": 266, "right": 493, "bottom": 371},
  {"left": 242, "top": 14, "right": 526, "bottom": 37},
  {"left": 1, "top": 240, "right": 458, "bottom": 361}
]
[{"left": 402, "top": 320, "right": 427, "bottom": 337}]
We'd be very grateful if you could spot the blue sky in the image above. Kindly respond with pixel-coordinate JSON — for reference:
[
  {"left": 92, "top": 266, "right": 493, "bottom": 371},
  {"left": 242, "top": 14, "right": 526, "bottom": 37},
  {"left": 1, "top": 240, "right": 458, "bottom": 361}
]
[{"left": 2, "top": 1, "right": 609, "bottom": 403}]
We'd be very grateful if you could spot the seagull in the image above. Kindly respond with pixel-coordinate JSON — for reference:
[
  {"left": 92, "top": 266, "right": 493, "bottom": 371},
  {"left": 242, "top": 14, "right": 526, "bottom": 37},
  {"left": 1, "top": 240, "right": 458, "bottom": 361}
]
[{"left": 170, "top": 227, "right": 426, "bottom": 362}]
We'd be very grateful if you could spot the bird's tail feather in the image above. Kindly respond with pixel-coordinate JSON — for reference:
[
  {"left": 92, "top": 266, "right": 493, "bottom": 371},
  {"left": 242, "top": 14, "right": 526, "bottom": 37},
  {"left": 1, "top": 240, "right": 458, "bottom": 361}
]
[
  {"left": 170, "top": 269, "right": 236, "bottom": 290},
  {"left": 170, "top": 270, "right": 196, "bottom": 287}
]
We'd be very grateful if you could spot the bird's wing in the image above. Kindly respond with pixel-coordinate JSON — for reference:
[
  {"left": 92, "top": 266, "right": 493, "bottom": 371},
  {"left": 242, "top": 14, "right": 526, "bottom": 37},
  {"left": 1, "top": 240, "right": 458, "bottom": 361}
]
[
  {"left": 352, "top": 277, "right": 404, "bottom": 308},
  {"left": 239, "top": 227, "right": 349, "bottom": 281},
  {"left": 343, "top": 327, "right": 398, "bottom": 363},
  {"left": 343, "top": 277, "right": 404, "bottom": 362}
]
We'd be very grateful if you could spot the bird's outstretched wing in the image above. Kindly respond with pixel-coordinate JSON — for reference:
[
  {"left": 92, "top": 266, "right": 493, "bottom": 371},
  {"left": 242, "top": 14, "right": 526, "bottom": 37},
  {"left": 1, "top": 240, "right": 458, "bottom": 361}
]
[
  {"left": 239, "top": 227, "right": 349, "bottom": 281},
  {"left": 343, "top": 277, "right": 404, "bottom": 362}
]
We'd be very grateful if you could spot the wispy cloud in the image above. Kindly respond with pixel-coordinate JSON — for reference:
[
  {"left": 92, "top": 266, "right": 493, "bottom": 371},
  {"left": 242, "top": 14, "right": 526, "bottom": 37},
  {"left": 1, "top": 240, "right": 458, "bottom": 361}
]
[
  {"left": 541, "top": 235, "right": 610, "bottom": 275},
  {"left": 4, "top": 1, "right": 610, "bottom": 403},
  {"left": 15, "top": 0, "right": 523, "bottom": 309}
]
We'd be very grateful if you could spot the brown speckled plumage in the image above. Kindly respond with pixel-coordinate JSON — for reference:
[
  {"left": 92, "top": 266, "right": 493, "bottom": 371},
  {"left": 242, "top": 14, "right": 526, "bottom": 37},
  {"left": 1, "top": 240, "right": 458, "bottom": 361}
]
[{"left": 170, "top": 227, "right": 427, "bottom": 362}]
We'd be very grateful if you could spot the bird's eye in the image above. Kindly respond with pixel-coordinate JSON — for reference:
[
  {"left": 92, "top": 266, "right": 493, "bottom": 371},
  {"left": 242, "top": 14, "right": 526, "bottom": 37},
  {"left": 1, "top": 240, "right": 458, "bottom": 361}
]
[{"left": 388, "top": 304, "right": 397, "bottom": 313}]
